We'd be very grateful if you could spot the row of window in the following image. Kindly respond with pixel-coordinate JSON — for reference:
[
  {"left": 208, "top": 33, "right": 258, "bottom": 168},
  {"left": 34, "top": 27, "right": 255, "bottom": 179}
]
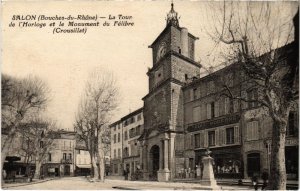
[
  {"left": 124, "top": 114, "right": 142, "bottom": 127},
  {"left": 113, "top": 114, "right": 143, "bottom": 130},
  {"left": 192, "top": 114, "right": 297, "bottom": 149},
  {"left": 126, "top": 125, "right": 141, "bottom": 140},
  {"left": 190, "top": 73, "right": 234, "bottom": 101},
  {"left": 113, "top": 125, "right": 142, "bottom": 143},
  {"left": 191, "top": 90, "right": 260, "bottom": 123},
  {"left": 47, "top": 153, "right": 72, "bottom": 162},
  {"left": 113, "top": 133, "right": 121, "bottom": 144},
  {"left": 113, "top": 148, "right": 121, "bottom": 159},
  {"left": 192, "top": 98, "right": 239, "bottom": 122},
  {"left": 193, "top": 126, "right": 238, "bottom": 148}
]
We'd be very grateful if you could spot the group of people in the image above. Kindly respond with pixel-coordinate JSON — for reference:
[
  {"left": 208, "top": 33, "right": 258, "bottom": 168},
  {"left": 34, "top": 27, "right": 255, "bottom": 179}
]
[
  {"left": 216, "top": 164, "right": 240, "bottom": 174},
  {"left": 252, "top": 171, "right": 269, "bottom": 190}
]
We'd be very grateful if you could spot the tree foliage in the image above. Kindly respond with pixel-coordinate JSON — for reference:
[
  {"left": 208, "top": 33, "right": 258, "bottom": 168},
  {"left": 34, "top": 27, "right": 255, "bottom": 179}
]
[
  {"left": 74, "top": 70, "right": 119, "bottom": 181},
  {"left": 1, "top": 74, "right": 50, "bottom": 181},
  {"left": 205, "top": 2, "right": 298, "bottom": 189}
]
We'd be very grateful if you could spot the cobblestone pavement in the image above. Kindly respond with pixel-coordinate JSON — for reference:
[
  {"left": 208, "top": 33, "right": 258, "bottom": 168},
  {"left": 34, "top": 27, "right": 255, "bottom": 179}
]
[{"left": 3, "top": 176, "right": 254, "bottom": 190}]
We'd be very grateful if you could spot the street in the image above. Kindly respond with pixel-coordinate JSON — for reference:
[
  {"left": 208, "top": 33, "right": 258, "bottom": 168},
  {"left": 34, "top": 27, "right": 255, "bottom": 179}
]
[{"left": 3, "top": 176, "right": 254, "bottom": 190}]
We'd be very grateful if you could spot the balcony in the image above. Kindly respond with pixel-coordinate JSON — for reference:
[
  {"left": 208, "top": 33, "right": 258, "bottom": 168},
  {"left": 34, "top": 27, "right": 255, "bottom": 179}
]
[{"left": 61, "top": 158, "right": 73, "bottom": 164}]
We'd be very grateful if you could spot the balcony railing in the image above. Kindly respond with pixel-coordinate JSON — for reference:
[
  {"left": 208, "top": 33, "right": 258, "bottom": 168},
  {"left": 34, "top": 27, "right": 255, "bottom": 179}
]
[{"left": 61, "top": 158, "right": 72, "bottom": 164}]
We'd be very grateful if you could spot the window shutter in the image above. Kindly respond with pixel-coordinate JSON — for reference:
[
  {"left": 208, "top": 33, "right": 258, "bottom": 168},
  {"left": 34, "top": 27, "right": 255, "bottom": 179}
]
[
  {"left": 219, "top": 128, "right": 223, "bottom": 146},
  {"left": 203, "top": 130, "right": 208, "bottom": 148},
  {"left": 193, "top": 106, "right": 201, "bottom": 122},
  {"left": 222, "top": 129, "right": 226, "bottom": 145},
  {"left": 224, "top": 97, "right": 229, "bottom": 114},
  {"left": 215, "top": 100, "right": 219, "bottom": 117},
  {"left": 234, "top": 126, "right": 239, "bottom": 144},
  {"left": 207, "top": 104, "right": 211, "bottom": 119},
  {"left": 190, "top": 134, "right": 194, "bottom": 149},
  {"left": 254, "top": 121, "right": 259, "bottom": 140},
  {"left": 190, "top": 89, "right": 193, "bottom": 101},
  {"left": 233, "top": 100, "right": 239, "bottom": 113},
  {"left": 200, "top": 132, "right": 204, "bottom": 148},
  {"left": 215, "top": 129, "right": 219, "bottom": 146}
]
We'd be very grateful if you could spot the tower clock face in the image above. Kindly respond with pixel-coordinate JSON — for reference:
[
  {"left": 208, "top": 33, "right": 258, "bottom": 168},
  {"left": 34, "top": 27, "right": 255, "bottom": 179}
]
[{"left": 156, "top": 42, "right": 167, "bottom": 62}]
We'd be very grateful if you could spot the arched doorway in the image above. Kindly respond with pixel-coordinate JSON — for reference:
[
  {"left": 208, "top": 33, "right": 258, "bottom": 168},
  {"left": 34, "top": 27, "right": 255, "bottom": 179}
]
[{"left": 150, "top": 145, "right": 160, "bottom": 180}]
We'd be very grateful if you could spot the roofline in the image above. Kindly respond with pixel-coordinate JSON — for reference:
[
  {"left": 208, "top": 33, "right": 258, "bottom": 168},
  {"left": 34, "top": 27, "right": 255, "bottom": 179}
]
[
  {"left": 121, "top": 107, "right": 143, "bottom": 121},
  {"left": 109, "top": 119, "right": 122, "bottom": 128},
  {"left": 182, "top": 62, "right": 240, "bottom": 90}
]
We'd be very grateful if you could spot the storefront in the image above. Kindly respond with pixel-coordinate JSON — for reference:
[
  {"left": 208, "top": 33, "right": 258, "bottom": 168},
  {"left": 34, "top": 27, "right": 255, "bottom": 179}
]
[
  {"left": 286, "top": 146, "right": 298, "bottom": 180},
  {"left": 123, "top": 156, "right": 141, "bottom": 180},
  {"left": 110, "top": 159, "right": 122, "bottom": 176},
  {"left": 75, "top": 164, "right": 91, "bottom": 176},
  {"left": 195, "top": 145, "right": 243, "bottom": 179}
]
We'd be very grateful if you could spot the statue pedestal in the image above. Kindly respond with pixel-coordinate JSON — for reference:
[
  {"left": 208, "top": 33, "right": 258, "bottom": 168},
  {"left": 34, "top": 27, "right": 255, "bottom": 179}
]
[
  {"left": 200, "top": 156, "right": 220, "bottom": 190},
  {"left": 157, "top": 169, "right": 171, "bottom": 182}
]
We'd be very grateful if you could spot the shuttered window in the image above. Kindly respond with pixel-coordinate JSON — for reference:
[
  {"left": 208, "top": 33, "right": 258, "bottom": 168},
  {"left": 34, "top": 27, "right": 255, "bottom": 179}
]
[
  {"left": 208, "top": 131, "right": 216, "bottom": 146},
  {"left": 193, "top": 106, "right": 201, "bottom": 122},
  {"left": 215, "top": 100, "right": 219, "bottom": 117},
  {"left": 207, "top": 103, "right": 211, "bottom": 119},
  {"left": 226, "top": 127, "right": 234, "bottom": 144},
  {"left": 194, "top": 133, "right": 200, "bottom": 148},
  {"left": 246, "top": 121, "right": 259, "bottom": 140},
  {"left": 200, "top": 132, "right": 204, "bottom": 148},
  {"left": 234, "top": 126, "right": 240, "bottom": 143}
]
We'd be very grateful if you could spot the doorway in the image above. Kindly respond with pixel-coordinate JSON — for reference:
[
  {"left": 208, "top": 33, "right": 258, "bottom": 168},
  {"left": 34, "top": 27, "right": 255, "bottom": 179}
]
[
  {"left": 64, "top": 165, "right": 70, "bottom": 176},
  {"left": 247, "top": 153, "right": 260, "bottom": 177},
  {"left": 150, "top": 145, "right": 160, "bottom": 180}
]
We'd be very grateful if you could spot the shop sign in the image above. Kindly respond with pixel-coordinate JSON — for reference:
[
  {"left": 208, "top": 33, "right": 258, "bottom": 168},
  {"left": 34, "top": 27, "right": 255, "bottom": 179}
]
[
  {"left": 175, "top": 150, "right": 184, "bottom": 157},
  {"left": 48, "top": 168, "right": 55, "bottom": 172},
  {"left": 286, "top": 138, "right": 298, "bottom": 146},
  {"left": 187, "top": 114, "right": 240, "bottom": 132}
]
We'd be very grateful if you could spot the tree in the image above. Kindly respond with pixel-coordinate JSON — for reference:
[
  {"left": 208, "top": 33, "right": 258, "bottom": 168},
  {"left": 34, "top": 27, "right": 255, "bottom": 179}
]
[
  {"left": 1, "top": 74, "right": 49, "bottom": 181},
  {"left": 74, "top": 70, "right": 119, "bottom": 181},
  {"left": 18, "top": 117, "right": 56, "bottom": 179},
  {"left": 205, "top": 2, "right": 298, "bottom": 189}
]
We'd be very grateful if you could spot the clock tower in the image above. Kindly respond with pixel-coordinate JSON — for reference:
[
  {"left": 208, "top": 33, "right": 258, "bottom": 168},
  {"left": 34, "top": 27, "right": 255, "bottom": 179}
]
[{"left": 139, "top": 3, "right": 202, "bottom": 181}]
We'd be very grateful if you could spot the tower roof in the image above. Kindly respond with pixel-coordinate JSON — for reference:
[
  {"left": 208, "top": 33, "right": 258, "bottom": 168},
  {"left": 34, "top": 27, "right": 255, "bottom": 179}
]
[{"left": 166, "top": 2, "right": 179, "bottom": 27}]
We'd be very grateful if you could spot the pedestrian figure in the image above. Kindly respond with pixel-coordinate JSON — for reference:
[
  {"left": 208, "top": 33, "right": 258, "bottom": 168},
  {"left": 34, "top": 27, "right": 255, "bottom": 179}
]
[
  {"left": 261, "top": 170, "right": 269, "bottom": 190},
  {"left": 200, "top": 163, "right": 204, "bottom": 180},
  {"left": 251, "top": 176, "right": 258, "bottom": 190}
]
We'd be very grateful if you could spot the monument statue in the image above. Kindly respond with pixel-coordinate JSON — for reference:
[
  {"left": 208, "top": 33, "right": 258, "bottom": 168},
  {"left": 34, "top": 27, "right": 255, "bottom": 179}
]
[{"left": 200, "top": 148, "right": 220, "bottom": 190}]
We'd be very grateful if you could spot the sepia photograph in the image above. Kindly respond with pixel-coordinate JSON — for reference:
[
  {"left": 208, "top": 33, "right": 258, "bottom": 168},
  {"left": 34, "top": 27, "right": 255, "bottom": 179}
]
[{"left": 1, "top": 0, "right": 299, "bottom": 190}]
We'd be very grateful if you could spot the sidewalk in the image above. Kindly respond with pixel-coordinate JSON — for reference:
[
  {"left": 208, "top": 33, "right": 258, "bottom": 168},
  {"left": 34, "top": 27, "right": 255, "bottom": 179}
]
[
  {"left": 2, "top": 178, "right": 55, "bottom": 189},
  {"left": 109, "top": 179, "right": 251, "bottom": 190},
  {"left": 174, "top": 178, "right": 299, "bottom": 189}
]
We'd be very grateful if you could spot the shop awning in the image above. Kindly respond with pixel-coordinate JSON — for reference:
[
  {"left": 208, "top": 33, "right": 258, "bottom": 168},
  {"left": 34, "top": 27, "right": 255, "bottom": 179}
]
[{"left": 76, "top": 164, "right": 91, "bottom": 169}]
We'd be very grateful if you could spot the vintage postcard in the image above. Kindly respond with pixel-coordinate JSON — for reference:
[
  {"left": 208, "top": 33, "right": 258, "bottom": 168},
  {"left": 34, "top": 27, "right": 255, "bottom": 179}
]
[{"left": 1, "top": 0, "right": 298, "bottom": 190}]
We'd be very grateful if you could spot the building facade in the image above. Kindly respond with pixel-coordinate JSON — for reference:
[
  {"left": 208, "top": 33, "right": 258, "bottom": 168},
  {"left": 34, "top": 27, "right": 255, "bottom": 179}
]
[
  {"left": 183, "top": 63, "right": 243, "bottom": 179},
  {"left": 121, "top": 108, "right": 144, "bottom": 180},
  {"left": 74, "top": 140, "right": 91, "bottom": 176},
  {"left": 2, "top": 129, "right": 76, "bottom": 178},
  {"left": 109, "top": 4, "right": 298, "bottom": 182},
  {"left": 42, "top": 130, "right": 76, "bottom": 177},
  {"left": 110, "top": 108, "right": 144, "bottom": 178},
  {"left": 110, "top": 120, "right": 123, "bottom": 176}
]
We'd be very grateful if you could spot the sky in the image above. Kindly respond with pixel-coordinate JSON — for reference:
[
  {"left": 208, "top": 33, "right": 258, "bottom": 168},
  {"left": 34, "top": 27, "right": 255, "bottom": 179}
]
[{"left": 2, "top": 1, "right": 297, "bottom": 130}]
